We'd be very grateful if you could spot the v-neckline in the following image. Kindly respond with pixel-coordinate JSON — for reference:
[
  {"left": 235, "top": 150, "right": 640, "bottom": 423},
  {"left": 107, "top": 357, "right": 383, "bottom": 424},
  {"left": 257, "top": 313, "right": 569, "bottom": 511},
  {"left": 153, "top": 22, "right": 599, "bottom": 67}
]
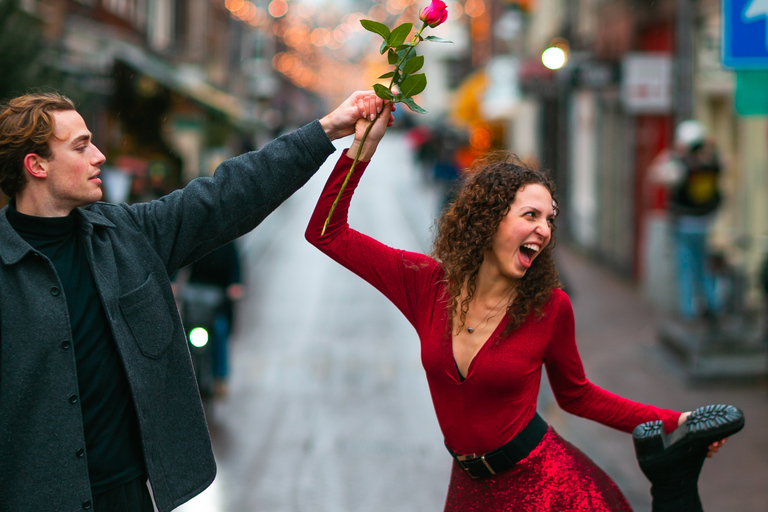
[{"left": 451, "top": 308, "right": 509, "bottom": 382}]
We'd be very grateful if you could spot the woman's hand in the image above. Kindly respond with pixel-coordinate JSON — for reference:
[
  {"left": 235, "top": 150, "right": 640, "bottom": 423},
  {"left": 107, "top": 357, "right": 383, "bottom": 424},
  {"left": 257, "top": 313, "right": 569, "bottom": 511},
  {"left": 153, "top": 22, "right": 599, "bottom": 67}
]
[
  {"left": 706, "top": 438, "right": 727, "bottom": 457},
  {"left": 678, "top": 411, "right": 728, "bottom": 458},
  {"left": 346, "top": 102, "right": 395, "bottom": 161}
]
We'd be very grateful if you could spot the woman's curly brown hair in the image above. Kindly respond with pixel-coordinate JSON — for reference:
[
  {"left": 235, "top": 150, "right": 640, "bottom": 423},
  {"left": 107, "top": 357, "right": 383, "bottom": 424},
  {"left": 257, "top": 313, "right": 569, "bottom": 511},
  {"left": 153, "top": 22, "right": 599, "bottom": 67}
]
[{"left": 432, "top": 151, "right": 561, "bottom": 336}]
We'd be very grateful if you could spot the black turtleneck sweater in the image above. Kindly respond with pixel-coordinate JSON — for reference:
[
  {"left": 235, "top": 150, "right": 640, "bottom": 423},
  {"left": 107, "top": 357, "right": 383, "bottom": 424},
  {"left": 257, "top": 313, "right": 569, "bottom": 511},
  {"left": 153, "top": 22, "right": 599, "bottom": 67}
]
[{"left": 7, "top": 205, "right": 145, "bottom": 494}]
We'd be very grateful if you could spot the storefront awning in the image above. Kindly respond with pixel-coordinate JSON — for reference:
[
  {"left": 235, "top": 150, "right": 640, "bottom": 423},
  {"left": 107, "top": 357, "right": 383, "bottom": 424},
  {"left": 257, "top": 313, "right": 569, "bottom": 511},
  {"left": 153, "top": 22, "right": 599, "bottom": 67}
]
[{"left": 112, "top": 42, "right": 260, "bottom": 130}]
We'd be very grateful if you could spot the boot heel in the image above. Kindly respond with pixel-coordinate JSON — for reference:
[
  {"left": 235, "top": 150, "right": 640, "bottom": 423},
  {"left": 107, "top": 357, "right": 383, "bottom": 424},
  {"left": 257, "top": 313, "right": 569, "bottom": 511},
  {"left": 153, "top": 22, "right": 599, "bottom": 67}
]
[{"left": 632, "top": 420, "right": 665, "bottom": 460}]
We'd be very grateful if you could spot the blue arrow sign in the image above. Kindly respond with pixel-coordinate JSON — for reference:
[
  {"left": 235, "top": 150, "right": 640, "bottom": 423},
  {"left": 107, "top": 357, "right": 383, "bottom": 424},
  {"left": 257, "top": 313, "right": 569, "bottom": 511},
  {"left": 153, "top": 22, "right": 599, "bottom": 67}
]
[{"left": 722, "top": 0, "right": 768, "bottom": 68}]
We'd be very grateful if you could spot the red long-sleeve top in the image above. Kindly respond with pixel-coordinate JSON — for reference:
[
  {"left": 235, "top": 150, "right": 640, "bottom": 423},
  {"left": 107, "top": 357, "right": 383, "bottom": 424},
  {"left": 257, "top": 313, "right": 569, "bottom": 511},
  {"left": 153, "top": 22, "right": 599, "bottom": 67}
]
[{"left": 307, "top": 153, "right": 681, "bottom": 455}]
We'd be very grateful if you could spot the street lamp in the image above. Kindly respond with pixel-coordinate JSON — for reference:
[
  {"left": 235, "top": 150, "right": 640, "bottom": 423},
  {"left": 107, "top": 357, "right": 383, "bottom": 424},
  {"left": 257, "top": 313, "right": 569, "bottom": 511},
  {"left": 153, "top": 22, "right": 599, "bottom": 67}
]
[
  {"left": 541, "top": 46, "right": 566, "bottom": 69},
  {"left": 541, "top": 37, "right": 570, "bottom": 70}
]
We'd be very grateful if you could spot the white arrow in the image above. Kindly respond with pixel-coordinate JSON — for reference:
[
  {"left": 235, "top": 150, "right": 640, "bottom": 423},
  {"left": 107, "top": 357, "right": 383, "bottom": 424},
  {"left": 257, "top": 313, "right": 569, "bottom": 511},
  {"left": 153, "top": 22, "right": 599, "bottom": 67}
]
[{"left": 743, "top": 0, "right": 768, "bottom": 52}]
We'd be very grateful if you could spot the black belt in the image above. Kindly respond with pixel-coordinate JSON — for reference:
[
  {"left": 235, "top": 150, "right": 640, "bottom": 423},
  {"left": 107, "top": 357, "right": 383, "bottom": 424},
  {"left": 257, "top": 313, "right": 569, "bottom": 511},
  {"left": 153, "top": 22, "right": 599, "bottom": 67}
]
[{"left": 445, "top": 413, "right": 548, "bottom": 479}]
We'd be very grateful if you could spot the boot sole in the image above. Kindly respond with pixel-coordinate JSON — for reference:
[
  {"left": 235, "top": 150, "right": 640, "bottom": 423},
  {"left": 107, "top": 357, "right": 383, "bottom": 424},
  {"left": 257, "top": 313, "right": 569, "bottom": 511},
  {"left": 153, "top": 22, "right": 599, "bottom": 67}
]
[{"left": 633, "top": 404, "right": 744, "bottom": 462}]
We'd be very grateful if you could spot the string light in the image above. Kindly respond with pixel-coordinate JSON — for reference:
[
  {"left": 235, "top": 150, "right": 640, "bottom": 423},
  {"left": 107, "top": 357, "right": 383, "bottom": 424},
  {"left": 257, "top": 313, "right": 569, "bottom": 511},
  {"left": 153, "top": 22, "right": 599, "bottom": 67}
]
[
  {"left": 264, "top": 0, "right": 467, "bottom": 97},
  {"left": 464, "top": 0, "right": 485, "bottom": 17},
  {"left": 246, "top": 7, "right": 266, "bottom": 26},
  {"left": 268, "top": 0, "right": 288, "bottom": 18}
]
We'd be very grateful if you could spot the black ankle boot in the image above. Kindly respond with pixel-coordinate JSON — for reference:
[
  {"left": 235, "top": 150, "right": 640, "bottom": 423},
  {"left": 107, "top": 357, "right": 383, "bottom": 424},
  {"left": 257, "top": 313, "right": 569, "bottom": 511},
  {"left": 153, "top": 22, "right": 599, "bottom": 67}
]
[{"left": 632, "top": 404, "right": 744, "bottom": 512}]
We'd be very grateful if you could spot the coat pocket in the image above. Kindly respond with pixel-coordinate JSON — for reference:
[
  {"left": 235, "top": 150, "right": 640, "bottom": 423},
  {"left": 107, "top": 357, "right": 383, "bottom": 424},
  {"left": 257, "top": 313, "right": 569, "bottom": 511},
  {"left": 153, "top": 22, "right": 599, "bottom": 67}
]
[{"left": 119, "top": 273, "right": 174, "bottom": 359}]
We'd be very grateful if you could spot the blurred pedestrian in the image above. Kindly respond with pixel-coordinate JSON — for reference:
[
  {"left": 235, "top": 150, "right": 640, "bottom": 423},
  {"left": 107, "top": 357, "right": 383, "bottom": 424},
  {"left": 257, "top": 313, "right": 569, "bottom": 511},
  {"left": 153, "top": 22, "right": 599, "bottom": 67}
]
[
  {"left": 306, "top": 106, "right": 742, "bottom": 511},
  {"left": 430, "top": 125, "right": 464, "bottom": 210},
  {"left": 0, "top": 90, "right": 386, "bottom": 512},
  {"left": 181, "top": 240, "right": 243, "bottom": 398},
  {"left": 651, "top": 120, "right": 723, "bottom": 320}
]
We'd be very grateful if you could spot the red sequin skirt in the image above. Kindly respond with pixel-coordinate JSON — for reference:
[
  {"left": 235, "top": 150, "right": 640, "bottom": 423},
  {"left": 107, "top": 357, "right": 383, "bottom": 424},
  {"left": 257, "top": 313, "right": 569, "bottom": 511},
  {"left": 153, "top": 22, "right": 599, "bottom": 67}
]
[{"left": 443, "top": 427, "right": 633, "bottom": 512}]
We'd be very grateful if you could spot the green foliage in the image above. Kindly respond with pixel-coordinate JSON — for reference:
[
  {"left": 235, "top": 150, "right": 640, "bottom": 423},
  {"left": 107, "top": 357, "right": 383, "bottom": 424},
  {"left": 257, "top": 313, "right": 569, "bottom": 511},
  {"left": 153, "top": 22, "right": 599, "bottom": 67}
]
[
  {"left": 361, "top": 16, "right": 451, "bottom": 114},
  {"left": 322, "top": 11, "right": 452, "bottom": 234},
  {"left": 399, "top": 73, "right": 427, "bottom": 97},
  {"left": 424, "top": 35, "right": 452, "bottom": 43},
  {"left": 373, "top": 83, "right": 395, "bottom": 101},
  {"left": 401, "top": 97, "right": 427, "bottom": 114},
  {"left": 402, "top": 55, "right": 425, "bottom": 77},
  {"left": 388, "top": 23, "right": 413, "bottom": 47},
  {"left": 361, "top": 11, "right": 454, "bottom": 114},
  {"left": 397, "top": 47, "right": 415, "bottom": 62},
  {"left": 361, "top": 20, "right": 391, "bottom": 41}
]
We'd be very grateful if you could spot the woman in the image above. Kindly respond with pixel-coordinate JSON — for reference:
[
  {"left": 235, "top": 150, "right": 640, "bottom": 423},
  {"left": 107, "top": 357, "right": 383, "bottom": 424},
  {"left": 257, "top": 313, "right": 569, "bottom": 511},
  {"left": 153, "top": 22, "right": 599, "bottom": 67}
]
[{"left": 306, "top": 104, "right": 740, "bottom": 511}]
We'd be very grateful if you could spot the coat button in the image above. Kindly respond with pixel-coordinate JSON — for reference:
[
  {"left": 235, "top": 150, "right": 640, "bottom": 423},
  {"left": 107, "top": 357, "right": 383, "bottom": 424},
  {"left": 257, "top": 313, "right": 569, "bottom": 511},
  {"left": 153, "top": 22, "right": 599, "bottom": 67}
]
[
  {"left": 76, "top": 448, "right": 85, "bottom": 458},
  {"left": 82, "top": 500, "right": 92, "bottom": 509},
  {"left": 69, "top": 394, "right": 78, "bottom": 404},
  {"left": 50, "top": 286, "right": 60, "bottom": 296},
  {"left": 61, "top": 340, "right": 71, "bottom": 349}
]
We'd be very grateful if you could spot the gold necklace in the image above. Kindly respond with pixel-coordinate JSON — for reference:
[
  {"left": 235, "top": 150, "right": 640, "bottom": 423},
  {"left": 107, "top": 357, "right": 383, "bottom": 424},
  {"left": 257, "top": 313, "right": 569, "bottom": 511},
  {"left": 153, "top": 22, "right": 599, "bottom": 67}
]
[{"left": 465, "top": 290, "right": 514, "bottom": 334}]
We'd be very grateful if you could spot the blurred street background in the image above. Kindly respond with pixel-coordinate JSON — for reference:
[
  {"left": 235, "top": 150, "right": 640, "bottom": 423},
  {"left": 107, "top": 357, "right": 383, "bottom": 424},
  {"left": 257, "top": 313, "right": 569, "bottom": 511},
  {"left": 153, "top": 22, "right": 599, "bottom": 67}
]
[
  {"left": 2, "top": 0, "right": 767, "bottom": 510},
  {"left": 170, "top": 134, "right": 767, "bottom": 512}
]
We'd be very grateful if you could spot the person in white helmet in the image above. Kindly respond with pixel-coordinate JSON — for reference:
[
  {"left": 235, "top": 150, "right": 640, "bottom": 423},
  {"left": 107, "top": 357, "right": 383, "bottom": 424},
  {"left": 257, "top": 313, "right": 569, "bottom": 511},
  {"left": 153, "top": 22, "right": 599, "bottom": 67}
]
[{"left": 653, "top": 120, "right": 723, "bottom": 320}]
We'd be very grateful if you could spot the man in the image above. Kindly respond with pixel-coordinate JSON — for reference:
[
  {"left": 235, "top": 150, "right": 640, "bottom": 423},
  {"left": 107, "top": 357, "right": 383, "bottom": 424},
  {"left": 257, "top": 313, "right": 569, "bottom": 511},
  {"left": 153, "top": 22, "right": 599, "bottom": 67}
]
[
  {"left": 652, "top": 120, "right": 723, "bottom": 320},
  {"left": 0, "top": 90, "right": 385, "bottom": 512}
]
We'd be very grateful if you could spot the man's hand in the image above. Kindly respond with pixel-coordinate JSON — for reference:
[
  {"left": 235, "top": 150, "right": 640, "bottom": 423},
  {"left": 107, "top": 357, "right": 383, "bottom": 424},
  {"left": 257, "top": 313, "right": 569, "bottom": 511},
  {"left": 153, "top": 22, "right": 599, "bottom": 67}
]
[{"left": 320, "top": 91, "right": 384, "bottom": 141}]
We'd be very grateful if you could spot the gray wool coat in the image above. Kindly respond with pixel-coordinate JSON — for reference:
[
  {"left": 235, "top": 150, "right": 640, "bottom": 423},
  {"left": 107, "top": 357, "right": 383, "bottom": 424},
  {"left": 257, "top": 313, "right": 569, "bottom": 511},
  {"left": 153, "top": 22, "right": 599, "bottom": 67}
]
[{"left": 0, "top": 121, "right": 336, "bottom": 512}]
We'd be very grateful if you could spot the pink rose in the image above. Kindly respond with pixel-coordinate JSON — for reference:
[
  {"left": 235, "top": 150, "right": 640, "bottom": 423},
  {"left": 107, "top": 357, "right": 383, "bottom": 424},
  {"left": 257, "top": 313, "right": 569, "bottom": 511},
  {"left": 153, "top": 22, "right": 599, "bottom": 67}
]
[{"left": 420, "top": 0, "right": 448, "bottom": 28}]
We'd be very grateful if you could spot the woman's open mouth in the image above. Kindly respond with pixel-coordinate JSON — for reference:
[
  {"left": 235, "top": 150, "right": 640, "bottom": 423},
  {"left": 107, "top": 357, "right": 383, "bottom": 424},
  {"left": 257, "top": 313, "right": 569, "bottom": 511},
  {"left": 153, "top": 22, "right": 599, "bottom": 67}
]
[{"left": 519, "top": 243, "right": 540, "bottom": 267}]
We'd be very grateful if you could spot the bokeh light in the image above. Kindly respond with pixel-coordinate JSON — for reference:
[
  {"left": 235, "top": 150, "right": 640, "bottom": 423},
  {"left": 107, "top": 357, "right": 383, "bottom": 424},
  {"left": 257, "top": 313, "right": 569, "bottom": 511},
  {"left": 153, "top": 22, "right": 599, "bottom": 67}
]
[
  {"left": 470, "top": 124, "right": 493, "bottom": 151},
  {"left": 284, "top": 25, "right": 310, "bottom": 47},
  {"left": 464, "top": 0, "right": 485, "bottom": 18},
  {"left": 296, "top": 2, "right": 315, "bottom": 18},
  {"left": 446, "top": 1, "right": 463, "bottom": 20},
  {"left": 345, "top": 12, "right": 366, "bottom": 31},
  {"left": 311, "top": 27, "right": 331, "bottom": 47},
  {"left": 225, "top": 0, "right": 243, "bottom": 12},
  {"left": 268, "top": 0, "right": 288, "bottom": 18},
  {"left": 541, "top": 46, "right": 567, "bottom": 70},
  {"left": 246, "top": 7, "right": 267, "bottom": 26},
  {"left": 367, "top": 4, "right": 388, "bottom": 22}
]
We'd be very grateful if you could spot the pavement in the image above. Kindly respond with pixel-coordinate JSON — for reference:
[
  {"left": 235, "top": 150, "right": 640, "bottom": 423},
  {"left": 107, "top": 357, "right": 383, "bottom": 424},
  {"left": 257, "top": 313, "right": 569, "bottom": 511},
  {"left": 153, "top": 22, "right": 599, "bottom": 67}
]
[{"left": 176, "top": 131, "right": 768, "bottom": 512}]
